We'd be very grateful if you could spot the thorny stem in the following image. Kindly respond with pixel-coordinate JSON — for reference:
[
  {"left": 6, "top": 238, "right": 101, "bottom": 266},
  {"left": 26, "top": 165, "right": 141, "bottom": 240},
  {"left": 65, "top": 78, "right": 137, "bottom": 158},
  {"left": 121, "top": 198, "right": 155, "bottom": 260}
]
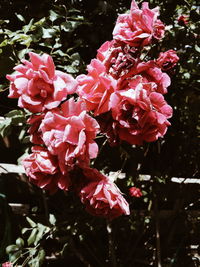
[
  {"left": 154, "top": 141, "right": 162, "bottom": 267},
  {"left": 42, "top": 190, "right": 50, "bottom": 226},
  {"left": 70, "top": 238, "right": 91, "bottom": 267},
  {"left": 107, "top": 220, "right": 117, "bottom": 267},
  {"left": 154, "top": 194, "right": 162, "bottom": 267}
]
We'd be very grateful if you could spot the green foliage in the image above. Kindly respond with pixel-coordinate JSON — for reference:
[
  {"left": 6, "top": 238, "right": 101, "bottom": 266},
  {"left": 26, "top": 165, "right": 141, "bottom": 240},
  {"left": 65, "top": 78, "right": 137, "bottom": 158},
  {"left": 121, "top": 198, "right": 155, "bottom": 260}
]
[
  {"left": 0, "top": 193, "right": 12, "bottom": 261},
  {"left": 5, "top": 217, "right": 51, "bottom": 266},
  {"left": 0, "top": 110, "right": 27, "bottom": 145},
  {"left": 0, "top": 5, "right": 87, "bottom": 78}
]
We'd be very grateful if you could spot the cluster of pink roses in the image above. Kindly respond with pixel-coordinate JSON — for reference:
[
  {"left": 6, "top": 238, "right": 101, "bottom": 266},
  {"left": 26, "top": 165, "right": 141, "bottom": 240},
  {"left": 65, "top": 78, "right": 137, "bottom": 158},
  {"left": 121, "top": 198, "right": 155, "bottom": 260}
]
[
  {"left": 7, "top": 1, "right": 178, "bottom": 219},
  {"left": 77, "top": 1, "right": 179, "bottom": 146},
  {"left": 7, "top": 52, "right": 130, "bottom": 219}
]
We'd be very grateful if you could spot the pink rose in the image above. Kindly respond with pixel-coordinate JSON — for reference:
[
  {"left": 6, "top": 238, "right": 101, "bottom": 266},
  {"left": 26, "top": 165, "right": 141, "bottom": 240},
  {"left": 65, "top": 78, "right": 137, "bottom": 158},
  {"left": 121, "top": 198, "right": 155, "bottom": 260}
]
[
  {"left": 118, "top": 61, "right": 171, "bottom": 94},
  {"left": 156, "top": 50, "right": 179, "bottom": 71},
  {"left": 7, "top": 52, "right": 77, "bottom": 113},
  {"left": 129, "top": 187, "right": 142, "bottom": 197},
  {"left": 113, "top": 1, "right": 165, "bottom": 47},
  {"left": 2, "top": 263, "right": 13, "bottom": 267},
  {"left": 153, "top": 19, "right": 165, "bottom": 40},
  {"left": 79, "top": 168, "right": 130, "bottom": 219},
  {"left": 27, "top": 113, "right": 45, "bottom": 144},
  {"left": 23, "top": 146, "right": 70, "bottom": 193},
  {"left": 97, "top": 40, "right": 139, "bottom": 79},
  {"left": 76, "top": 59, "right": 117, "bottom": 116},
  {"left": 110, "top": 80, "right": 173, "bottom": 145},
  {"left": 39, "top": 98, "right": 100, "bottom": 171}
]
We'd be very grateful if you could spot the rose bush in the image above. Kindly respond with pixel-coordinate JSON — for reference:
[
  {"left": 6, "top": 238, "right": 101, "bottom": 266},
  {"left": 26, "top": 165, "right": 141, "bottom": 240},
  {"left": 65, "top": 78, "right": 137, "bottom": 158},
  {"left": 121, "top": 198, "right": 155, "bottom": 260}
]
[{"left": 5, "top": 0, "right": 178, "bottom": 220}]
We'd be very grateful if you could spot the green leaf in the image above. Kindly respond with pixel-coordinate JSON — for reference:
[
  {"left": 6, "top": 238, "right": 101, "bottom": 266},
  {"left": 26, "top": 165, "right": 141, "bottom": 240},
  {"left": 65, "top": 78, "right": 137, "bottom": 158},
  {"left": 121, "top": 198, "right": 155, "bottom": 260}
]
[
  {"left": 34, "top": 224, "right": 46, "bottom": 246},
  {"left": 0, "top": 118, "right": 12, "bottom": 137},
  {"left": 29, "top": 258, "right": 40, "bottom": 267},
  {"left": 26, "top": 217, "right": 37, "bottom": 227},
  {"left": 70, "top": 52, "right": 80, "bottom": 61},
  {"left": 34, "top": 223, "right": 50, "bottom": 246},
  {"left": 70, "top": 21, "right": 81, "bottom": 29},
  {"left": 42, "top": 28, "right": 56, "bottom": 38},
  {"left": 0, "top": 39, "right": 9, "bottom": 48},
  {"left": 39, "top": 41, "right": 53, "bottom": 49},
  {"left": 184, "top": 72, "right": 190, "bottom": 79},
  {"left": 5, "top": 110, "right": 26, "bottom": 125},
  {"left": 52, "top": 50, "right": 68, "bottom": 57},
  {"left": 6, "top": 110, "right": 23, "bottom": 118},
  {"left": 0, "top": 19, "right": 9, "bottom": 25},
  {"left": 9, "top": 250, "right": 21, "bottom": 262},
  {"left": 16, "top": 237, "right": 24, "bottom": 248},
  {"left": 68, "top": 8, "right": 81, "bottom": 14},
  {"left": 21, "top": 227, "right": 30, "bottom": 234},
  {"left": 61, "top": 21, "right": 72, "bottom": 32},
  {"left": 53, "top": 39, "right": 62, "bottom": 49},
  {"left": 65, "top": 65, "right": 78, "bottom": 73},
  {"left": 18, "top": 48, "right": 30, "bottom": 59},
  {"left": 27, "top": 228, "right": 37, "bottom": 246},
  {"left": 49, "top": 214, "right": 56, "bottom": 226},
  {"left": 195, "top": 44, "right": 200, "bottom": 53},
  {"left": 6, "top": 244, "right": 19, "bottom": 254},
  {"left": 49, "top": 10, "right": 59, "bottom": 22},
  {"left": 15, "top": 13, "right": 25, "bottom": 22},
  {"left": 17, "top": 148, "right": 30, "bottom": 165},
  {"left": 29, "top": 248, "right": 37, "bottom": 256},
  {"left": 38, "top": 249, "right": 45, "bottom": 263},
  {"left": 23, "top": 18, "right": 34, "bottom": 34}
]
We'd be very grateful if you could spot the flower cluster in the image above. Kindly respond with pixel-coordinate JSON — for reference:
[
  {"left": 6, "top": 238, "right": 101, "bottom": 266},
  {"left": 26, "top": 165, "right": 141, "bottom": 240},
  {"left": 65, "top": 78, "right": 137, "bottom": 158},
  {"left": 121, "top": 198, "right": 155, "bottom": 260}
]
[
  {"left": 77, "top": 0, "right": 178, "bottom": 146},
  {"left": 7, "top": 0, "right": 178, "bottom": 219},
  {"left": 7, "top": 52, "right": 130, "bottom": 219}
]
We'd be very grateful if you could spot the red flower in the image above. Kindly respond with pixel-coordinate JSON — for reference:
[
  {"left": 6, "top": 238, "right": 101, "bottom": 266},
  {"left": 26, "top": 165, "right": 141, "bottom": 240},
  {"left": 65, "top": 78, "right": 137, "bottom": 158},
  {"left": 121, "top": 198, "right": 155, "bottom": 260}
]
[
  {"left": 129, "top": 187, "right": 142, "bottom": 197},
  {"left": 178, "top": 15, "right": 189, "bottom": 26},
  {"left": 118, "top": 61, "right": 171, "bottom": 95},
  {"left": 7, "top": 52, "right": 77, "bottom": 113},
  {"left": 77, "top": 59, "right": 117, "bottom": 116},
  {"left": 39, "top": 98, "right": 99, "bottom": 171},
  {"left": 110, "top": 78, "right": 172, "bottom": 145},
  {"left": 157, "top": 50, "right": 179, "bottom": 71},
  {"left": 23, "top": 146, "right": 70, "bottom": 193},
  {"left": 79, "top": 168, "right": 130, "bottom": 219},
  {"left": 97, "top": 40, "right": 139, "bottom": 79},
  {"left": 113, "top": 1, "right": 165, "bottom": 47}
]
